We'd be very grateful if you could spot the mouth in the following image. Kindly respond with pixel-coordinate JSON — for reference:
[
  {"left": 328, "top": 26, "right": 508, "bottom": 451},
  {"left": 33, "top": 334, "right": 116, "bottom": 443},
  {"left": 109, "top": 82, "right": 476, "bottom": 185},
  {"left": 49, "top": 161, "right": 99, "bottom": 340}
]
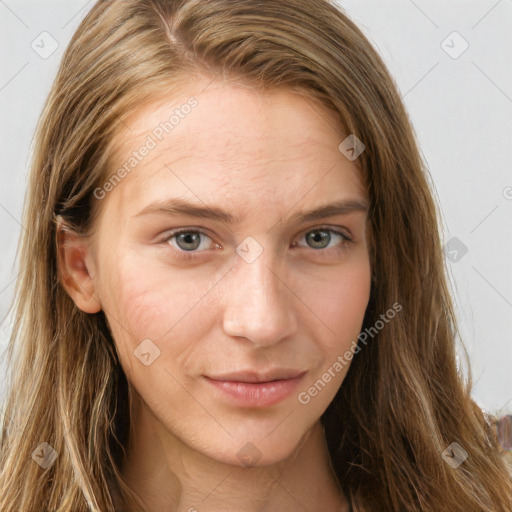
[{"left": 203, "top": 370, "right": 307, "bottom": 408}]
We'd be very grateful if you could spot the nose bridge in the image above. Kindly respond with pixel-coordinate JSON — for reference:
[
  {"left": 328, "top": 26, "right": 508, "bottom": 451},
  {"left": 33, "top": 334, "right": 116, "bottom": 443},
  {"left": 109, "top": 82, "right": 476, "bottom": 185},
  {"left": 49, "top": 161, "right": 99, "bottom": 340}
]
[{"left": 222, "top": 243, "right": 297, "bottom": 345}]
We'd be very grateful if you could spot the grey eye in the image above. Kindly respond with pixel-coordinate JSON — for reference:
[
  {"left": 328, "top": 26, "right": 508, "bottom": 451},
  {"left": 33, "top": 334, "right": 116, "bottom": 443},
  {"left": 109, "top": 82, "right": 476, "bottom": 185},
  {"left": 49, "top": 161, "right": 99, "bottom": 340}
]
[
  {"left": 305, "top": 230, "right": 333, "bottom": 249},
  {"left": 174, "top": 231, "right": 203, "bottom": 251}
]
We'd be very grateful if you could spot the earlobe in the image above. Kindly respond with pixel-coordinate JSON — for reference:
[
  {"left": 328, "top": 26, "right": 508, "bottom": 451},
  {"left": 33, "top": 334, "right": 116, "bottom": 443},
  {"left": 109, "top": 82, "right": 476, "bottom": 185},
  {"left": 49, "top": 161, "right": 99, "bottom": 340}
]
[{"left": 56, "top": 224, "right": 102, "bottom": 314}]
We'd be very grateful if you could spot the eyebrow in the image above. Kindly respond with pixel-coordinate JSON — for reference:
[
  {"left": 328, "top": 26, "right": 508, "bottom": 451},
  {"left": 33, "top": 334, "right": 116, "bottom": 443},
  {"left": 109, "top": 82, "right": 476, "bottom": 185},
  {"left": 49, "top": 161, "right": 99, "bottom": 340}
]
[{"left": 134, "top": 197, "right": 369, "bottom": 224}]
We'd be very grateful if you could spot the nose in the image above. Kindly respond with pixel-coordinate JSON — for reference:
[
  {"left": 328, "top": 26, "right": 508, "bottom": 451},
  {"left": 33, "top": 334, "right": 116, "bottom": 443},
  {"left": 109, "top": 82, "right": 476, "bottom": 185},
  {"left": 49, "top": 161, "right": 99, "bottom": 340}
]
[{"left": 222, "top": 250, "right": 298, "bottom": 347}]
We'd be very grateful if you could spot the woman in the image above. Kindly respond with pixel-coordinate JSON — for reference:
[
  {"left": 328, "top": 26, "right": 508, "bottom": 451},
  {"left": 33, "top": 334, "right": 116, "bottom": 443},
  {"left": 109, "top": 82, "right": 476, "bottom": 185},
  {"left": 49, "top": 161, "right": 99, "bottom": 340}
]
[{"left": 1, "top": 0, "right": 510, "bottom": 510}]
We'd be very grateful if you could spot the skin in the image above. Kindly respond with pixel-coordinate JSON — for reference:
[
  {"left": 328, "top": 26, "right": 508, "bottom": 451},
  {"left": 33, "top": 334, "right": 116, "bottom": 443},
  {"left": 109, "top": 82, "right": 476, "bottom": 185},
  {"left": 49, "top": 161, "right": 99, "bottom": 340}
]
[{"left": 58, "top": 77, "right": 372, "bottom": 512}]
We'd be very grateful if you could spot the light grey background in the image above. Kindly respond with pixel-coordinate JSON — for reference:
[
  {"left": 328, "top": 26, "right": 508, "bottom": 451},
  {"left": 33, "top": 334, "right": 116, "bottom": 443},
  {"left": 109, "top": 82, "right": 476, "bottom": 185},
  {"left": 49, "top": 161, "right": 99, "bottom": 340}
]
[{"left": 1, "top": 1, "right": 511, "bottom": 415}]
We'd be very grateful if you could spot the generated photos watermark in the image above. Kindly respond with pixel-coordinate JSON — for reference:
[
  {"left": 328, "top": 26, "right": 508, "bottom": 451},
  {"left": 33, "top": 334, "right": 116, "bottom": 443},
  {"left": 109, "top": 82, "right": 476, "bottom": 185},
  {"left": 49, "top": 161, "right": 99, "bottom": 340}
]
[
  {"left": 93, "top": 96, "right": 198, "bottom": 200},
  {"left": 297, "top": 301, "right": 403, "bottom": 405}
]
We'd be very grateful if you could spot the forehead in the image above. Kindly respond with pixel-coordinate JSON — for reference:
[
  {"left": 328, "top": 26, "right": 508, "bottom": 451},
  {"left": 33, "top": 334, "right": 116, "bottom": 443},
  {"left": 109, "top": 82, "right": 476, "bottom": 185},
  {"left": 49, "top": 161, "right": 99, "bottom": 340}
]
[{"left": 105, "top": 81, "right": 367, "bottom": 215}]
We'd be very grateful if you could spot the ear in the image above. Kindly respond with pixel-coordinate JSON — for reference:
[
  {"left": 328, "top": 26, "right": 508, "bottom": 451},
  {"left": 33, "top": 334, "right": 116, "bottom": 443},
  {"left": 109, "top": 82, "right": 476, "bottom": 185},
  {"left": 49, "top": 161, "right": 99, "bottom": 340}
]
[{"left": 56, "top": 222, "right": 102, "bottom": 314}]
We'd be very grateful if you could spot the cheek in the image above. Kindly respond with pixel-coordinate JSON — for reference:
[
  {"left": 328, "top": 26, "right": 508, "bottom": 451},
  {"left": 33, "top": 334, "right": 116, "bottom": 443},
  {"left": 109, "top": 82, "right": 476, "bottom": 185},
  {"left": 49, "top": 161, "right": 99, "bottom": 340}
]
[
  {"left": 306, "top": 260, "right": 371, "bottom": 350},
  {"left": 335, "top": 267, "right": 370, "bottom": 331},
  {"left": 101, "top": 252, "right": 187, "bottom": 336},
  {"left": 294, "top": 262, "right": 370, "bottom": 411},
  {"left": 99, "top": 253, "right": 216, "bottom": 373}
]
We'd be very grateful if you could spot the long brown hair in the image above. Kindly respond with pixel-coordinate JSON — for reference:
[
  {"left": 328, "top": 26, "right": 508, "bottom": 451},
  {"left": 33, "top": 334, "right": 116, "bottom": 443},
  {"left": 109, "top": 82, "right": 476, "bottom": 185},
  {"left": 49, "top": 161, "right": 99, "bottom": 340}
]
[{"left": 1, "top": 0, "right": 510, "bottom": 510}]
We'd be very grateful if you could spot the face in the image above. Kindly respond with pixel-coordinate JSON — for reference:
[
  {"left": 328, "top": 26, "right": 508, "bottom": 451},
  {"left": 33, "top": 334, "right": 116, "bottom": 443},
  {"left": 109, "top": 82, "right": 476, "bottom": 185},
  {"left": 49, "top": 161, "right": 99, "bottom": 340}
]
[{"left": 78, "top": 79, "right": 371, "bottom": 466}]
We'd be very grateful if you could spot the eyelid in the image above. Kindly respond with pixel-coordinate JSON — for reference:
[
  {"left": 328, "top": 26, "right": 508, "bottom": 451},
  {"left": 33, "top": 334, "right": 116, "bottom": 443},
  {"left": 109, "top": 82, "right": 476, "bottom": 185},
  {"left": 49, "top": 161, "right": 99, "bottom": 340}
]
[{"left": 301, "top": 224, "right": 353, "bottom": 241}]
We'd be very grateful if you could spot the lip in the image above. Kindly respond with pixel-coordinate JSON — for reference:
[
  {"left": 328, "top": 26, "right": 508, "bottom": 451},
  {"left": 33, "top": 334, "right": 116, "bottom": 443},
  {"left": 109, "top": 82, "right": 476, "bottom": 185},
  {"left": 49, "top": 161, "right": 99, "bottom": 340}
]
[
  {"left": 208, "top": 369, "right": 306, "bottom": 383},
  {"left": 204, "top": 371, "right": 306, "bottom": 408}
]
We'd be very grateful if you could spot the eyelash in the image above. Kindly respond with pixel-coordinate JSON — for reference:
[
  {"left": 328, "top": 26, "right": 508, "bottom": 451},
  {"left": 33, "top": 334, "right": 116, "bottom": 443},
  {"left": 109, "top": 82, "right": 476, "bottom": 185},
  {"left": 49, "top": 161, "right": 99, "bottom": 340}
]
[{"left": 159, "top": 226, "right": 353, "bottom": 261}]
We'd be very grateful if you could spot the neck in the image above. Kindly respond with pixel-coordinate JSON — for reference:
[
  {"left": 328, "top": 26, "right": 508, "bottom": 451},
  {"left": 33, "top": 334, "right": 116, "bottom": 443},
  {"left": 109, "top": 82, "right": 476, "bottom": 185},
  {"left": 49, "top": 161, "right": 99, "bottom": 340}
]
[{"left": 118, "top": 390, "right": 348, "bottom": 512}]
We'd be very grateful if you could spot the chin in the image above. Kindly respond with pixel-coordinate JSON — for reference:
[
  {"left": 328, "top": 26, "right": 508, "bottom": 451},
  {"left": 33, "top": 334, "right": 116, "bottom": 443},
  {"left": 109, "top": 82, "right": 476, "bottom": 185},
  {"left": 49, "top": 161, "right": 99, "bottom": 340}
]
[{"left": 201, "top": 424, "right": 313, "bottom": 469}]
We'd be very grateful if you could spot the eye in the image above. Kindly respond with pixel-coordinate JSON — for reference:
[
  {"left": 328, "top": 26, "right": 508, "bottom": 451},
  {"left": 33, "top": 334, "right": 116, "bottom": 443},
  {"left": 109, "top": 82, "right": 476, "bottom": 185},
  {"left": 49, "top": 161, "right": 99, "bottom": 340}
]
[
  {"left": 159, "top": 226, "right": 353, "bottom": 261},
  {"left": 293, "top": 227, "right": 352, "bottom": 253},
  {"left": 162, "top": 229, "right": 217, "bottom": 258}
]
